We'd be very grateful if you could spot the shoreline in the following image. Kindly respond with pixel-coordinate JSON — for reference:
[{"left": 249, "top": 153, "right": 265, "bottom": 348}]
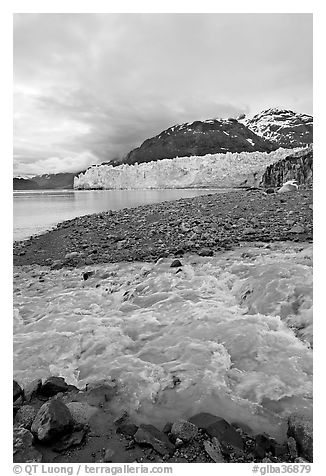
[{"left": 13, "top": 187, "right": 312, "bottom": 268}]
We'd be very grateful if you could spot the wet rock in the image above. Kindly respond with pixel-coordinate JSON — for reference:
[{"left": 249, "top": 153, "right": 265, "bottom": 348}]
[
  {"left": 189, "top": 412, "right": 243, "bottom": 449},
  {"left": 170, "top": 259, "right": 182, "bottom": 268},
  {"left": 40, "top": 376, "right": 69, "bottom": 397},
  {"left": 134, "top": 424, "right": 175, "bottom": 456},
  {"left": 14, "top": 405, "right": 36, "bottom": 430},
  {"left": 24, "top": 378, "right": 42, "bottom": 402},
  {"left": 85, "top": 383, "right": 116, "bottom": 407},
  {"left": 13, "top": 380, "right": 23, "bottom": 402},
  {"left": 13, "top": 427, "right": 42, "bottom": 463},
  {"left": 52, "top": 429, "right": 86, "bottom": 452},
  {"left": 287, "top": 436, "right": 298, "bottom": 459},
  {"left": 114, "top": 411, "right": 138, "bottom": 436},
  {"left": 204, "top": 437, "right": 225, "bottom": 463},
  {"left": 66, "top": 402, "right": 97, "bottom": 426},
  {"left": 254, "top": 433, "right": 274, "bottom": 459},
  {"left": 171, "top": 419, "right": 198, "bottom": 442},
  {"left": 162, "top": 422, "right": 172, "bottom": 434},
  {"left": 31, "top": 399, "right": 73, "bottom": 443},
  {"left": 287, "top": 414, "right": 313, "bottom": 461}
]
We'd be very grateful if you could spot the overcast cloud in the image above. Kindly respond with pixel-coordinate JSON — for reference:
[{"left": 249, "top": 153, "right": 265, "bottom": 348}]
[{"left": 13, "top": 13, "right": 312, "bottom": 176}]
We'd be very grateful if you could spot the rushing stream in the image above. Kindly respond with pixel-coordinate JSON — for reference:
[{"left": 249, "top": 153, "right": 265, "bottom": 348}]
[{"left": 13, "top": 242, "right": 312, "bottom": 441}]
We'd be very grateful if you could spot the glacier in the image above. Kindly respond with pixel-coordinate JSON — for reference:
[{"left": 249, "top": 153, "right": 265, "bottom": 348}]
[{"left": 74, "top": 148, "right": 302, "bottom": 190}]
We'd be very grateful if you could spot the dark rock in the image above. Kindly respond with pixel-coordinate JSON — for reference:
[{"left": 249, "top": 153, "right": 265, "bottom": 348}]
[
  {"left": 170, "top": 259, "right": 182, "bottom": 268},
  {"left": 31, "top": 399, "right": 73, "bottom": 443},
  {"left": 287, "top": 414, "right": 313, "bottom": 461},
  {"left": 24, "top": 378, "right": 42, "bottom": 402},
  {"left": 162, "top": 422, "right": 172, "bottom": 434},
  {"left": 13, "top": 427, "right": 42, "bottom": 463},
  {"left": 134, "top": 424, "right": 175, "bottom": 456},
  {"left": 265, "top": 188, "right": 275, "bottom": 194},
  {"left": 287, "top": 436, "right": 298, "bottom": 459},
  {"left": 83, "top": 271, "right": 94, "bottom": 281},
  {"left": 114, "top": 411, "right": 138, "bottom": 436},
  {"left": 254, "top": 433, "right": 274, "bottom": 459},
  {"left": 198, "top": 248, "right": 214, "bottom": 257},
  {"left": 171, "top": 419, "right": 198, "bottom": 442},
  {"left": 188, "top": 412, "right": 243, "bottom": 449},
  {"left": 85, "top": 383, "right": 116, "bottom": 407},
  {"left": 14, "top": 405, "right": 36, "bottom": 430},
  {"left": 52, "top": 429, "right": 86, "bottom": 452},
  {"left": 40, "top": 376, "right": 69, "bottom": 397},
  {"left": 14, "top": 380, "right": 23, "bottom": 402}
]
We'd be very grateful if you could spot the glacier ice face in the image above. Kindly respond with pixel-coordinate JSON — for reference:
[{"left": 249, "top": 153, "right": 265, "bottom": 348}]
[{"left": 74, "top": 148, "right": 302, "bottom": 190}]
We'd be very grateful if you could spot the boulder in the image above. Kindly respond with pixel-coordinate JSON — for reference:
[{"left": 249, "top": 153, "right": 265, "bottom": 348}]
[
  {"left": 52, "top": 429, "right": 86, "bottom": 452},
  {"left": 254, "top": 433, "right": 275, "bottom": 459},
  {"left": 134, "top": 424, "right": 175, "bottom": 456},
  {"left": 170, "top": 259, "right": 182, "bottom": 268},
  {"left": 171, "top": 419, "right": 198, "bottom": 442},
  {"left": 188, "top": 413, "right": 243, "bottom": 450},
  {"left": 13, "top": 427, "right": 42, "bottom": 463},
  {"left": 287, "top": 414, "right": 313, "bottom": 462},
  {"left": 13, "top": 380, "right": 23, "bottom": 402},
  {"left": 114, "top": 411, "right": 138, "bottom": 436},
  {"left": 40, "top": 376, "right": 69, "bottom": 397},
  {"left": 14, "top": 405, "right": 36, "bottom": 430},
  {"left": 24, "top": 378, "right": 42, "bottom": 402},
  {"left": 31, "top": 399, "right": 73, "bottom": 443},
  {"left": 204, "top": 437, "right": 225, "bottom": 463}
]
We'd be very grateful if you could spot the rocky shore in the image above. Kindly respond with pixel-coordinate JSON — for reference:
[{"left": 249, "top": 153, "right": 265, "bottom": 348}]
[
  {"left": 13, "top": 187, "right": 312, "bottom": 269},
  {"left": 13, "top": 377, "right": 312, "bottom": 464}
]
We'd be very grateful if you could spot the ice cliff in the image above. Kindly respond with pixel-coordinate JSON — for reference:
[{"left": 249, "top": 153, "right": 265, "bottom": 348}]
[{"left": 74, "top": 148, "right": 302, "bottom": 190}]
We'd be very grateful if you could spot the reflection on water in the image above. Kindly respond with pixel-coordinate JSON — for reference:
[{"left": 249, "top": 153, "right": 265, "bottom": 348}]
[
  {"left": 13, "top": 189, "right": 224, "bottom": 241},
  {"left": 13, "top": 242, "right": 312, "bottom": 440}
]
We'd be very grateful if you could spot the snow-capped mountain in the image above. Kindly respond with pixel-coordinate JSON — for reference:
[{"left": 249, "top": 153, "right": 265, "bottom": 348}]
[
  {"left": 124, "top": 118, "right": 277, "bottom": 165},
  {"left": 244, "top": 108, "right": 313, "bottom": 148}
]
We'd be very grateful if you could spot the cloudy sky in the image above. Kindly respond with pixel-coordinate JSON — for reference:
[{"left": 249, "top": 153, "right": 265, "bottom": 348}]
[{"left": 13, "top": 13, "right": 312, "bottom": 176}]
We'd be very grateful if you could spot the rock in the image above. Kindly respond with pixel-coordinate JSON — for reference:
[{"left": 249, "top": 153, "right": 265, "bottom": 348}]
[
  {"left": 83, "top": 271, "right": 94, "bottom": 281},
  {"left": 162, "top": 422, "right": 172, "bottom": 434},
  {"left": 31, "top": 399, "right": 73, "bottom": 442},
  {"left": 13, "top": 427, "right": 42, "bottom": 463},
  {"left": 86, "top": 383, "right": 116, "bottom": 407},
  {"left": 175, "top": 438, "right": 183, "bottom": 447},
  {"left": 198, "top": 248, "right": 214, "bottom": 257},
  {"left": 24, "top": 378, "right": 42, "bottom": 402},
  {"left": 289, "top": 224, "right": 305, "bottom": 233},
  {"left": 134, "top": 424, "right": 175, "bottom": 456},
  {"left": 188, "top": 412, "right": 243, "bottom": 449},
  {"left": 287, "top": 414, "right": 313, "bottom": 461},
  {"left": 171, "top": 419, "right": 198, "bottom": 442},
  {"left": 66, "top": 402, "right": 97, "bottom": 426},
  {"left": 254, "top": 433, "right": 274, "bottom": 459},
  {"left": 14, "top": 405, "right": 36, "bottom": 430},
  {"left": 170, "top": 259, "right": 182, "bottom": 268},
  {"left": 265, "top": 188, "right": 275, "bottom": 194},
  {"left": 287, "top": 436, "right": 298, "bottom": 459},
  {"left": 51, "top": 260, "right": 64, "bottom": 270},
  {"left": 13, "top": 380, "right": 23, "bottom": 402},
  {"left": 203, "top": 437, "right": 225, "bottom": 463},
  {"left": 52, "top": 429, "right": 86, "bottom": 452},
  {"left": 242, "top": 227, "right": 256, "bottom": 235},
  {"left": 114, "top": 411, "right": 138, "bottom": 436},
  {"left": 64, "top": 251, "right": 79, "bottom": 260},
  {"left": 40, "top": 376, "right": 69, "bottom": 397}
]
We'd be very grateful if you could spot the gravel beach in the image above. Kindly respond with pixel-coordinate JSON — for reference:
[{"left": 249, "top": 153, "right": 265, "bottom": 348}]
[{"left": 13, "top": 187, "right": 313, "bottom": 268}]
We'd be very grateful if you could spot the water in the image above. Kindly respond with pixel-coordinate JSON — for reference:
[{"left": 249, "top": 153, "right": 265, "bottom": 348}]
[
  {"left": 13, "top": 189, "right": 224, "bottom": 241},
  {"left": 13, "top": 242, "right": 312, "bottom": 440}
]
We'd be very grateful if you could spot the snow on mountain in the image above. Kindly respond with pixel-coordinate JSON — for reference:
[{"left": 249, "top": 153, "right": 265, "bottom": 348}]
[
  {"left": 74, "top": 148, "right": 302, "bottom": 190},
  {"left": 124, "top": 117, "right": 277, "bottom": 165},
  {"left": 245, "top": 108, "right": 313, "bottom": 148}
]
